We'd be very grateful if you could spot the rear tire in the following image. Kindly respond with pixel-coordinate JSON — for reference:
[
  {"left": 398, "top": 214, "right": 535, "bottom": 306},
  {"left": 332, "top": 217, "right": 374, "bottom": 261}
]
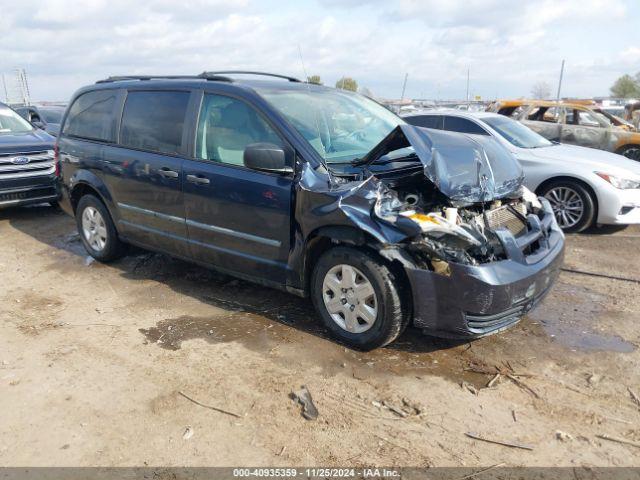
[
  {"left": 75, "top": 194, "right": 125, "bottom": 262},
  {"left": 311, "top": 246, "right": 409, "bottom": 350},
  {"left": 539, "top": 179, "right": 595, "bottom": 233},
  {"left": 617, "top": 145, "right": 640, "bottom": 162}
]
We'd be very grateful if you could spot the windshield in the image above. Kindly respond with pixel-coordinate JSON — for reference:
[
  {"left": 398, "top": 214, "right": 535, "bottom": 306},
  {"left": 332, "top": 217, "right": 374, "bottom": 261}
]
[
  {"left": 40, "top": 108, "right": 64, "bottom": 124},
  {"left": 256, "top": 87, "right": 404, "bottom": 163},
  {"left": 483, "top": 115, "right": 552, "bottom": 149},
  {"left": 0, "top": 106, "right": 34, "bottom": 134}
]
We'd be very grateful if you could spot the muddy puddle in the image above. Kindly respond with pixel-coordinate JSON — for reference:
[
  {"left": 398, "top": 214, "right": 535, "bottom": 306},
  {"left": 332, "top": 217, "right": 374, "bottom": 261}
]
[
  {"left": 527, "top": 282, "right": 635, "bottom": 353},
  {"left": 139, "top": 278, "right": 636, "bottom": 391},
  {"left": 139, "top": 309, "right": 497, "bottom": 389}
]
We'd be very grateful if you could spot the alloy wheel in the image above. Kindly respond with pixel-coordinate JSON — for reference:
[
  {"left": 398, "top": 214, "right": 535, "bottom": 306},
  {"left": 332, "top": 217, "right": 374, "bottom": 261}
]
[
  {"left": 81, "top": 206, "right": 107, "bottom": 252},
  {"left": 321, "top": 264, "right": 378, "bottom": 334},
  {"left": 544, "top": 186, "right": 584, "bottom": 229}
]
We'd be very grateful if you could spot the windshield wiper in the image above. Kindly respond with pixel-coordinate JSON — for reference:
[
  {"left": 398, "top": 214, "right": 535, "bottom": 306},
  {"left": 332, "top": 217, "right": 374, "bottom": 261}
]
[
  {"left": 350, "top": 152, "right": 419, "bottom": 167},
  {"left": 372, "top": 154, "right": 420, "bottom": 166}
]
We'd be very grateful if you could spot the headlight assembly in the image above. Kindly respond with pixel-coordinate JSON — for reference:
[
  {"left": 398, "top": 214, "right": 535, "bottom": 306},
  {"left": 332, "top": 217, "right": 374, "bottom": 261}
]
[{"left": 595, "top": 172, "right": 640, "bottom": 190}]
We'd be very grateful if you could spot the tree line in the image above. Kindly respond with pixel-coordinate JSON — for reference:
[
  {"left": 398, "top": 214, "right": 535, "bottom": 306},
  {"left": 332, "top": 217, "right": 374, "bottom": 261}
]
[
  {"left": 610, "top": 73, "right": 640, "bottom": 98},
  {"left": 307, "top": 75, "right": 358, "bottom": 93}
]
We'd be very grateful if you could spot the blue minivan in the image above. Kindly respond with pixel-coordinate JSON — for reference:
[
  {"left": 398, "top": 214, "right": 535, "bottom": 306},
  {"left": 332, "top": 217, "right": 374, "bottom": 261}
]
[{"left": 57, "top": 72, "right": 564, "bottom": 349}]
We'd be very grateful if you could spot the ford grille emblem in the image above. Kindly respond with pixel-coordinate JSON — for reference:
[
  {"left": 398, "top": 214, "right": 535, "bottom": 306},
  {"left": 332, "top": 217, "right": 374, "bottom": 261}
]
[{"left": 12, "top": 156, "right": 30, "bottom": 165}]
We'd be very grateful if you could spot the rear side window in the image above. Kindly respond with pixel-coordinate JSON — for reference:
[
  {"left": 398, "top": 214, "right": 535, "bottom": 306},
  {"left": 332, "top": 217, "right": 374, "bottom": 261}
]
[
  {"left": 120, "top": 91, "right": 190, "bottom": 155},
  {"left": 443, "top": 116, "right": 488, "bottom": 135},
  {"left": 406, "top": 115, "right": 443, "bottom": 129},
  {"left": 63, "top": 90, "right": 118, "bottom": 142}
]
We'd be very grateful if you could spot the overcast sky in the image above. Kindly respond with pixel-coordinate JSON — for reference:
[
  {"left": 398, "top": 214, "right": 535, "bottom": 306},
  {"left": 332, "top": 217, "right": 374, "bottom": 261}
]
[{"left": 1, "top": 0, "right": 639, "bottom": 102}]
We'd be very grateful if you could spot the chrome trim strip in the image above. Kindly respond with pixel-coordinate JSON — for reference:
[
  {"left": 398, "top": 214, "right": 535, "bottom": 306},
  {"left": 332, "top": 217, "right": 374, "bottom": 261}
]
[
  {"left": 0, "top": 155, "right": 54, "bottom": 165},
  {"left": 117, "top": 202, "right": 185, "bottom": 225},
  {"left": 118, "top": 220, "right": 286, "bottom": 267},
  {"left": 0, "top": 166, "right": 56, "bottom": 179},
  {"left": 0, "top": 161, "right": 56, "bottom": 173},
  {"left": 185, "top": 219, "right": 281, "bottom": 248},
  {"left": 0, "top": 194, "right": 58, "bottom": 206},
  {"left": 117, "top": 202, "right": 281, "bottom": 248}
]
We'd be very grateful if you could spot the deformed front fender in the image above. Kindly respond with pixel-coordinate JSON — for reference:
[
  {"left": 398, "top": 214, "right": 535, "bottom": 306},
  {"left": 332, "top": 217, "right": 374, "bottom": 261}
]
[{"left": 285, "top": 163, "right": 420, "bottom": 291}]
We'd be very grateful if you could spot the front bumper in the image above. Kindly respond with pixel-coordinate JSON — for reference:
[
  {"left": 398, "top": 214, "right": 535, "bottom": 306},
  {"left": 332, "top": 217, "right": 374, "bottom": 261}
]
[
  {"left": 0, "top": 175, "right": 60, "bottom": 209},
  {"left": 596, "top": 186, "right": 640, "bottom": 225},
  {"left": 407, "top": 198, "right": 565, "bottom": 338}
]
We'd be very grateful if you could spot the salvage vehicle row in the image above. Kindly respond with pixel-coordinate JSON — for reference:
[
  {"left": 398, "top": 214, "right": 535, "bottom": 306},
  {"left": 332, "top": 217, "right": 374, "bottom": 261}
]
[{"left": 404, "top": 111, "right": 640, "bottom": 232}]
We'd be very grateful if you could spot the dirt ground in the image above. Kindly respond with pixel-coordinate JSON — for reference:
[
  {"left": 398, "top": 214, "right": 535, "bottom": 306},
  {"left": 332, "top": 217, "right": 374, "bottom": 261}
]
[{"left": 1, "top": 205, "right": 639, "bottom": 467}]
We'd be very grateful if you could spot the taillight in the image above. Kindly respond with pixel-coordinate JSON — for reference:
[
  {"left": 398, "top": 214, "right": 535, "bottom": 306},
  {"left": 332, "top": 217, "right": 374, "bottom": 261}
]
[{"left": 54, "top": 145, "right": 60, "bottom": 177}]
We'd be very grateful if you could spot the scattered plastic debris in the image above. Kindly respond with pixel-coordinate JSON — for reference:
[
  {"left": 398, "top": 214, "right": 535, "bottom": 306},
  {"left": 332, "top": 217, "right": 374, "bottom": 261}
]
[
  {"left": 182, "top": 426, "right": 194, "bottom": 440},
  {"left": 291, "top": 385, "right": 318, "bottom": 420}
]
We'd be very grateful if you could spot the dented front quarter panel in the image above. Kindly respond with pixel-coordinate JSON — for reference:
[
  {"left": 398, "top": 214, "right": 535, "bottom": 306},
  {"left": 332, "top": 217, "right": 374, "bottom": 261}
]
[
  {"left": 286, "top": 131, "right": 565, "bottom": 340},
  {"left": 286, "top": 163, "right": 416, "bottom": 290}
]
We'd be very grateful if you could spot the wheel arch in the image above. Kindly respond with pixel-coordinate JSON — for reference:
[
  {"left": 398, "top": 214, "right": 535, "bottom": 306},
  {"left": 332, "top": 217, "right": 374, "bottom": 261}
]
[
  {"left": 535, "top": 175, "right": 599, "bottom": 224},
  {"left": 615, "top": 143, "right": 640, "bottom": 156},
  {"left": 301, "top": 226, "right": 413, "bottom": 317},
  {"left": 68, "top": 170, "right": 119, "bottom": 221}
]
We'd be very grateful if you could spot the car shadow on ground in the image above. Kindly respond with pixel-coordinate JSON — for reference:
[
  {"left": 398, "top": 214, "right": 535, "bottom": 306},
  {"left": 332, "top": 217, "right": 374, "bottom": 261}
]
[
  {"left": 5, "top": 204, "right": 466, "bottom": 355},
  {"left": 583, "top": 224, "right": 629, "bottom": 235}
]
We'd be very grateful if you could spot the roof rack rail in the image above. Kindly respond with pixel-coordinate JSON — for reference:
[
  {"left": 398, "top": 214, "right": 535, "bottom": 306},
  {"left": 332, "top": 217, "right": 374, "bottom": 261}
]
[
  {"left": 96, "top": 74, "right": 232, "bottom": 84},
  {"left": 199, "top": 71, "right": 302, "bottom": 83}
]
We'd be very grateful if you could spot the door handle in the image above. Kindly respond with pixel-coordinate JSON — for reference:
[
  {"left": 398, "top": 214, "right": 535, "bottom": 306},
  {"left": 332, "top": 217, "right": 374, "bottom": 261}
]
[
  {"left": 186, "top": 174, "right": 210, "bottom": 185},
  {"left": 158, "top": 168, "right": 179, "bottom": 179}
]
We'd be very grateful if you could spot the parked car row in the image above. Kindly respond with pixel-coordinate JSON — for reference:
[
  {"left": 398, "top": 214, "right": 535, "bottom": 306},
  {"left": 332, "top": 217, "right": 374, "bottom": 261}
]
[
  {"left": 14, "top": 104, "right": 66, "bottom": 137},
  {"left": 2, "top": 73, "right": 638, "bottom": 350},
  {"left": 403, "top": 110, "right": 640, "bottom": 232},
  {"left": 0, "top": 102, "right": 58, "bottom": 209}
]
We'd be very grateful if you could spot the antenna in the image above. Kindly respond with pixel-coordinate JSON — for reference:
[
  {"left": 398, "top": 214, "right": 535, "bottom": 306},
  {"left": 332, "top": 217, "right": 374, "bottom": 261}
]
[
  {"left": 297, "top": 45, "right": 310, "bottom": 83},
  {"left": 296, "top": 44, "right": 336, "bottom": 185}
]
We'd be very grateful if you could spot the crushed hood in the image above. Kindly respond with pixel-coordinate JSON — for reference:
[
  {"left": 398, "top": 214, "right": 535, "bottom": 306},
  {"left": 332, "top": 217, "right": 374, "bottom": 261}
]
[{"left": 357, "top": 125, "right": 524, "bottom": 205}]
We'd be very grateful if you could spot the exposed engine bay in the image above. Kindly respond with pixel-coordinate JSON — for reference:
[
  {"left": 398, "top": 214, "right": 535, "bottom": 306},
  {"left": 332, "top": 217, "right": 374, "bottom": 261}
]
[
  {"left": 373, "top": 176, "right": 544, "bottom": 267},
  {"left": 331, "top": 124, "right": 547, "bottom": 268}
]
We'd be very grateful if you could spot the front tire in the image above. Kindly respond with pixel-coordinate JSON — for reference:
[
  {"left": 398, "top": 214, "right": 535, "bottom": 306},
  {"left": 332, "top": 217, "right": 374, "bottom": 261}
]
[
  {"left": 75, "top": 194, "right": 125, "bottom": 262},
  {"left": 311, "top": 247, "right": 408, "bottom": 350},
  {"left": 540, "top": 179, "right": 595, "bottom": 233}
]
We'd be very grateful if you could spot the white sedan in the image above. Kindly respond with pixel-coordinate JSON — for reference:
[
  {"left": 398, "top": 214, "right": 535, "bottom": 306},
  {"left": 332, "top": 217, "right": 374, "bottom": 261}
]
[{"left": 403, "top": 110, "right": 640, "bottom": 232}]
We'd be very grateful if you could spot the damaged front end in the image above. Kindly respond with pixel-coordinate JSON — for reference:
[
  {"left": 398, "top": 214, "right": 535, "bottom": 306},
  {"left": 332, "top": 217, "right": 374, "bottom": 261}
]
[{"left": 298, "top": 125, "right": 565, "bottom": 338}]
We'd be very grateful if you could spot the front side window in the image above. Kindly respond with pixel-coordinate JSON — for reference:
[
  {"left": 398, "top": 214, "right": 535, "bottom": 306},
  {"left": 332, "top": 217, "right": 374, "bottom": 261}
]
[
  {"left": 63, "top": 90, "right": 118, "bottom": 142},
  {"left": 120, "top": 91, "right": 190, "bottom": 155},
  {"left": 0, "top": 106, "right": 33, "bottom": 134},
  {"left": 196, "top": 94, "right": 282, "bottom": 166},
  {"left": 443, "top": 116, "right": 488, "bottom": 135},
  {"left": 255, "top": 87, "right": 403, "bottom": 164}
]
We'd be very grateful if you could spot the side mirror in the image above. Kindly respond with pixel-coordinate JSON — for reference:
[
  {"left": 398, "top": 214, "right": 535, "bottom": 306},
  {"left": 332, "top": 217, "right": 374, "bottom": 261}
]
[
  {"left": 244, "top": 143, "right": 293, "bottom": 174},
  {"left": 30, "top": 115, "right": 44, "bottom": 128}
]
